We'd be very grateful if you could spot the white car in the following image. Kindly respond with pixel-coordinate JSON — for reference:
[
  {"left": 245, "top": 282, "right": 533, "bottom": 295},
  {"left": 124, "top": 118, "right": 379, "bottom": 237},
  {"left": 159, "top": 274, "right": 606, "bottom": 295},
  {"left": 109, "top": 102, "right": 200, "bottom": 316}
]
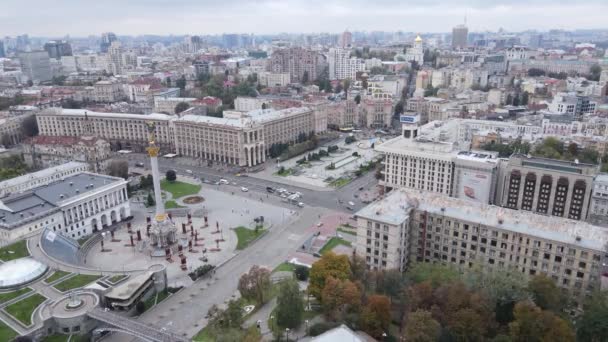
[
  {"left": 241, "top": 187, "right": 249, "bottom": 192},
  {"left": 348, "top": 201, "right": 355, "bottom": 206},
  {"left": 186, "top": 169, "right": 193, "bottom": 174},
  {"left": 219, "top": 179, "right": 229, "bottom": 185},
  {"left": 297, "top": 202, "right": 305, "bottom": 207}
]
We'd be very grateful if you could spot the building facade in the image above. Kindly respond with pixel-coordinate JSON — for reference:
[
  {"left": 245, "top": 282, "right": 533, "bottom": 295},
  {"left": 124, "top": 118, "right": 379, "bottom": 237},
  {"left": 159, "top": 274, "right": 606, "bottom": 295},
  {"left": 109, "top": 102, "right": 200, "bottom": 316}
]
[
  {"left": 18, "top": 51, "right": 52, "bottom": 82},
  {"left": 355, "top": 189, "right": 608, "bottom": 302},
  {"left": 496, "top": 154, "right": 597, "bottom": 221},
  {"left": 23, "top": 136, "right": 111, "bottom": 173},
  {"left": 269, "top": 47, "right": 321, "bottom": 83},
  {"left": 0, "top": 162, "right": 89, "bottom": 198}
]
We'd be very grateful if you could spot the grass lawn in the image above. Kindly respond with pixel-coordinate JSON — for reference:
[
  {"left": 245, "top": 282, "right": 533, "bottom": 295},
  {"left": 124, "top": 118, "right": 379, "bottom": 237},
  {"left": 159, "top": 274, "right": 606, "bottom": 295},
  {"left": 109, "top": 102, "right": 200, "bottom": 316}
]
[
  {"left": 235, "top": 226, "right": 266, "bottom": 250},
  {"left": 329, "top": 177, "right": 351, "bottom": 188},
  {"left": 108, "top": 274, "right": 127, "bottom": 283},
  {"left": 142, "top": 290, "right": 171, "bottom": 312},
  {"left": 0, "top": 320, "right": 17, "bottom": 341},
  {"left": 161, "top": 180, "right": 201, "bottom": 199},
  {"left": 272, "top": 262, "right": 296, "bottom": 273},
  {"left": 319, "top": 237, "right": 352, "bottom": 255},
  {"left": 0, "top": 240, "right": 29, "bottom": 261},
  {"left": 5, "top": 293, "right": 47, "bottom": 325},
  {"left": 192, "top": 325, "right": 215, "bottom": 342},
  {"left": 44, "top": 270, "right": 71, "bottom": 284},
  {"left": 0, "top": 287, "right": 32, "bottom": 304},
  {"left": 43, "top": 334, "right": 70, "bottom": 342},
  {"left": 53, "top": 274, "right": 101, "bottom": 292},
  {"left": 337, "top": 227, "right": 357, "bottom": 236},
  {"left": 274, "top": 168, "right": 293, "bottom": 177},
  {"left": 164, "top": 200, "right": 184, "bottom": 209}
]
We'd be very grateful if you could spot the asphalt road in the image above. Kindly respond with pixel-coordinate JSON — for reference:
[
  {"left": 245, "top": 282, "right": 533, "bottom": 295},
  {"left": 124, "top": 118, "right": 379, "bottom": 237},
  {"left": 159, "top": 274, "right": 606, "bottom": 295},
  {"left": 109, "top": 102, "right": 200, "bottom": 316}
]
[
  {"left": 103, "top": 155, "right": 380, "bottom": 341},
  {"left": 126, "top": 154, "right": 378, "bottom": 213}
]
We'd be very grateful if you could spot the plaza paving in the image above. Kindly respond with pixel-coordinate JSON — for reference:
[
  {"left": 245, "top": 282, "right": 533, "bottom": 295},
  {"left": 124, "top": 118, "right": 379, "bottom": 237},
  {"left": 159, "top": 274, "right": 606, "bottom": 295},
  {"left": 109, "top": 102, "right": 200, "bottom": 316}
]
[
  {"left": 260, "top": 137, "right": 384, "bottom": 189},
  {"left": 85, "top": 184, "right": 295, "bottom": 286}
]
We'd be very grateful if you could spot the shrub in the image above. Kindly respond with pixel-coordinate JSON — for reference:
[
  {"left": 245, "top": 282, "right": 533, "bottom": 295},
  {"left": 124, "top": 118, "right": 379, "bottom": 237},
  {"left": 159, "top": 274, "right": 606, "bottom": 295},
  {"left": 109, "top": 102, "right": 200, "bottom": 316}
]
[
  {"left": 188, "top": 264, "right": 215, "bottom": 281},
  {"left": 294, "top": 266, "right": 309, "bottom": 281},
  {"left": 136, "top": 301, "right": 146, "bottom": 314}
]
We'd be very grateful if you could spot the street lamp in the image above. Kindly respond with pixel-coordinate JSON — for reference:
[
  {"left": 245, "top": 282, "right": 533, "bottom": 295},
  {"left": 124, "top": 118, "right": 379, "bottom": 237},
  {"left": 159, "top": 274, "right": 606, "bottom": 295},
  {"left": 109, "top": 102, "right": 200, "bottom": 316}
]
[{"left": 285, "top": 328, "right": 290, "bottom": 341}]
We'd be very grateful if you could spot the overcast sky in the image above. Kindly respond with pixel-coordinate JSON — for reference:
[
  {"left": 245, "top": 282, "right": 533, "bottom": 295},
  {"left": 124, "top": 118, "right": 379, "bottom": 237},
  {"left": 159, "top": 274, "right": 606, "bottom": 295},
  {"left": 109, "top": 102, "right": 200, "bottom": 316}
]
[{"left": 1, "top": 0, "right": 607, "bottom": 37}]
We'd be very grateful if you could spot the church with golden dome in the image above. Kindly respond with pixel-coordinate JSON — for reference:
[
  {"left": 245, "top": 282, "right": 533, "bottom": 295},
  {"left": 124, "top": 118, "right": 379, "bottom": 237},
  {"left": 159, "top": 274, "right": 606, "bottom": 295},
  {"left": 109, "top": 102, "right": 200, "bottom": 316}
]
[{"left": 404, "top": 34, "right": 424, "bottom": 64}]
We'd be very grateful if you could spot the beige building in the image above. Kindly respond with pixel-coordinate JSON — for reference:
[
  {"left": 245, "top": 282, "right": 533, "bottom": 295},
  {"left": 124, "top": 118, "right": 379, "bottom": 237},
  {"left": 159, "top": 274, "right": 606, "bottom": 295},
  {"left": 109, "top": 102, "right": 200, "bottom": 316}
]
[
  {"left": 153, "top": 97, "right": 197, "bottom": 114},
  {"left": 23, "top": 135, "right": 111, "bottom": 173},
  {"left": 355, "top": 188, "right": 608, "bottom": 302},
  {"left": 0, "top": 113, "right": 31, "bottom": 147},
  {"left": 175, "top": 107, "right": 314, "bottom": 167},
  {"left": 359, "top": 98, "right": 393, "bottom": 128},
  {"left": 93, "top": 80, "right": 124, "bottom": 103},
  {"left": 36, "top": 108, "right": 175, "bottom": 152}
]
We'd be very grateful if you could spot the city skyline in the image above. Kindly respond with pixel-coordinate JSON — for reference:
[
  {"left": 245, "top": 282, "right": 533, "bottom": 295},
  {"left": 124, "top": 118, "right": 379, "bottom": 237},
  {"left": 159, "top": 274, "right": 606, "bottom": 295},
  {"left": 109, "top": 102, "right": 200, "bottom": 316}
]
[{"left": 2, "top": 0, "right": 608, "bottom": 37}]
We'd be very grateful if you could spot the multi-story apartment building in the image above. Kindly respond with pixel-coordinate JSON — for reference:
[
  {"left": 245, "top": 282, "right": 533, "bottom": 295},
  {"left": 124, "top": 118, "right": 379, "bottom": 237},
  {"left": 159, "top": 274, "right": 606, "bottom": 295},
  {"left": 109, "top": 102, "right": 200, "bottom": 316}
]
[
  {"left": 0, "top": 172, "right": 130, "bottom": 244},
  {"left": 548, "top": 92, "right": 597, "bottom": 119},
  {"left": 328, "top": 48, "right": 365, "bottom": 80},
  {"left": 18, "top": 51, "right": 52, "bottom": 83},
  {"left": 452, "top": 24, "right": 468, "bottom": 49},
  {"left": 359, "top": 98, "right": 393, "bottom": 128},
  {"left": 22, "top": 135, "right": 111, "bottom": 173},
  {"left": 588, "top": 174, "right": 608, "bottom": 226},
  {"left": 495, "top": 154, "right": 597, "bottom": 221},
  {"left": 36, "top": 108, "right": 175, "bottom": 152},
  {"left": 93, "top": 80, "right": 124, "bottom": 103},
  {"left": 269, "top": 47, "right": 322, "bottom": 83},
  {"left": 355, "top": 188, "right": 608, "bottom": 302}
]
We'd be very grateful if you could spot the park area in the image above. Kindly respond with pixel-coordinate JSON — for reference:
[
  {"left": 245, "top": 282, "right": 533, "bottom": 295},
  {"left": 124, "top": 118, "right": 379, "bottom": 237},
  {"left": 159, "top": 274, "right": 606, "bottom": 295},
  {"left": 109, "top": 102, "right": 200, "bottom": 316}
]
[
  {"left": 0, "top": 240, "right": 29, "bottom": 261},
  {"left": 5, "top": 293, "right": 47, "bottom": 325},
  {"left": 269, "top": 135, "right": 383, "bottom": 188},
  {"left": 53, "top": 274, "right": 101, "bottom": 292}
]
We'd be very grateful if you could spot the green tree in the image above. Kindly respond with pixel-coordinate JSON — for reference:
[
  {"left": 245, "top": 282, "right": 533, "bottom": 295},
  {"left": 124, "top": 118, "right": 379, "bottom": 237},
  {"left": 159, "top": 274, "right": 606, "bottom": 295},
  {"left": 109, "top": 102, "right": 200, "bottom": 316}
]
[
  {"left": 394, "top": 100, "right": 404, "bottom": 115},
  {"left": 360, "top": 295, "right": 391, "bottom": 338},
  {"left": 238, "top": 265, "right": 272, "bottom": 305},
  {"left": 146, "top": 192, "right": 155, "bottom": 207},
  {"left": 165, "top": 170, "right": 177, "bottom": 182},
  {"left": 576, "top": 291, "right": 608, "bottom": 342},
  {"left": 589, "top": 64, "right": 602, "bottom": 81},
  {"left": 174, "top": 101, "right": 190, "bottom": 114},
  {"left": 509, "top": 301, "right": 575, "bottom": 342},
  {"left": 276, "top": 279, "right": 304, "bottom": 329},
  {"left": 21, "top": 115, "right": 39, "bottom": 137},
  {"left": 354, "top": 94, "right": 361, "bottom": 105},
  {"left": 176, "top": 75, "right": 186, "bottom": 91},
  {"left": 407, "top": 262, "right": 460, "bottom": 287},
  {"left": 528, "top": 274, "right": 565, "bottom": 312},
  {"left": 321, "top": 276, "right": 361, "bottom": 320},
  {"left": 107, "top": 160, "right": 129, "bottom": 180},
  {"left": 309, "top": 252, "right": 352, "bottom": 299},
  {"left": 302, "top": 70, "right": 309, "bottom": 84},
  {"left": 404, "top": 310, "right": 441, "bottom": 342}
]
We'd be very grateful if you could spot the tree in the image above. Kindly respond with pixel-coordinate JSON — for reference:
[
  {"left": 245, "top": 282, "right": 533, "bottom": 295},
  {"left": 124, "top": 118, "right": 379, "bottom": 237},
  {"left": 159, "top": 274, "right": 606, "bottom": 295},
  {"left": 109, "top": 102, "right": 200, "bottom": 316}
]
[
  {"left": 302, "top": 70, "right": 309, "bottom": 84},
  {"left": 242, "top": 325, "right": 262, "bottom": 342},
  {"left": 527, "top": 68, "right": 546, "bottom": 77},
  {"left": 26, "top": 80, "right": 33, "bottom": 87},
  {"left": 309, "top": 252, "right": 352, "bottom": 299},
  {"left": 294, "top": 265, "right": 309, "bottom": 281},
  {"left": 394, "top": 101, "right": 404, "bottom": 115},
  {"left": 238, "top": 265, "right": 272, "bottom": 305},
  {"left": 447, "top": 308, "right": 488, "bottom": 341},
  {"left": 528, "top": 274, "right": 565, "bottom": 312},
  {"left": 521, "top": 91, "right": 529, "bottom": 106},
  {"left": 321, "top": 277, "right": 361, "bottom": 320},
  {"left": 404, "top": 310, "right": 441, "bottom": 342},
  {"left": 407, "top": 262, "right": 460, "bottom": 287},
  {"left": 509, "top": 301, "right": 575, "bottom": 342},
  {"left": 146, "top": 192, "right": 155, "bottom": 207},
  {"left": 165, "top": 170, "right": 177, "bottom": 182},
  {"left": 361, "top": 295, "right": 391, "bottom": 338},
  {"left": 261, "top": 102, "right": 267, "bottom": 110},
  {"left": 589, "top": 64, "right": 602, "bottom": 81},
  {"left": 354, "top": 94, "right": 361, "bottom": 105},
  {"left": 276, "top": 279, "right": 304, "bottom": 329},
  {"left": 136, "top": 300, "right": 146, "bottom": 314},
  {"left": 1, "top": 134, "right": 12, "bottom": 147},
  {"left": 21, "top": 115, "right": 39, "bottom": 137},
  {"left": 108, "top": 160, "right": 129, "bottom": 180},
  {"left": 165, "top": 76, "right": 172, "bottom": 87},
  {"left": 576, "top": 292, "right": 608, "bottom": 342},
  {"left": 174, "top": 101, "right": 190, "bottom": 114},
  {"left": 176, "top": 75, "right": 186, "bottom": 91}
]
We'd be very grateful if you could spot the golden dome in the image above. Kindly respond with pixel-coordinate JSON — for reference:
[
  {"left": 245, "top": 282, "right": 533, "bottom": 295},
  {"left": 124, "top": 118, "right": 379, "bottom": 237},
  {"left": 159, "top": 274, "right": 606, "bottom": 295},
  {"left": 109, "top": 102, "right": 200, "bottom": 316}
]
[{"left": 415, "top": 34, "right": 423, "bottom": 43}]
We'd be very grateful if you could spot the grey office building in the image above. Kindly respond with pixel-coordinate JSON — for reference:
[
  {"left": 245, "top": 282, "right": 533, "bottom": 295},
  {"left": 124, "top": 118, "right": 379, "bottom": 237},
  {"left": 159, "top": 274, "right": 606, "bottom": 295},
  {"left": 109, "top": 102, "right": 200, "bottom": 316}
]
[{"left": 18, "top": 50, "right": 52, "bottom": 82}]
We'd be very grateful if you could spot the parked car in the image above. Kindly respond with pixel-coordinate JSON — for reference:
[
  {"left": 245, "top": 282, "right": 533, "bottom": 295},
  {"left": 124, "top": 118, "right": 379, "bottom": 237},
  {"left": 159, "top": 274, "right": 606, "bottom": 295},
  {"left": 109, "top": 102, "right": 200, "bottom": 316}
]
[
  {"left": 219, "top": 179, "right": 229, "bottom": 185},
  {"left": 135, "top": 162, "right": 144, "bottom": 167},
  {"left": 186, "top": 169, "right": 193, "bottom": 174},
  {"left": 348, "top": 201, "right": 355, "bottom": 206},
  {"left": 297, "top": 202, "right": 305, "bottom": 207},
  {"left": 241, "top": 187, "right": 249, "bottom": 192},
  {"left": 266, "top": 187, "right": 275, "bottom": 193}
]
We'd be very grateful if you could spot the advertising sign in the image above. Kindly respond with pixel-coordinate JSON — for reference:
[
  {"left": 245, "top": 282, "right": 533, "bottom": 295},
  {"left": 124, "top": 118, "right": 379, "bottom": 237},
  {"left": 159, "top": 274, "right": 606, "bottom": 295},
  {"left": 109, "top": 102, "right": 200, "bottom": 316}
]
[
  {"left": 400, "top": 115, "right": 419, "bottom": 123},
  {"left": 458, "top": 170, "right": 491, "bottom": 203}
]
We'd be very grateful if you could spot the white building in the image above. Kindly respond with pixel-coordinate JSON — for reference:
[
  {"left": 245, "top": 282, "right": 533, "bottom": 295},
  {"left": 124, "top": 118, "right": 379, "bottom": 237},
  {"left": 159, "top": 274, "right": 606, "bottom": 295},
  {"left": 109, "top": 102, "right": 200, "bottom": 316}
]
[
  {"left": 0, "top": 162, "right": 89, "bottom": 198},
  {"left": 589, "top": 174, "right": 608, "bottom": 226},
  {"left": 153, "top": 97, "right": 197, "bottom": 114},
  {"left": 234, "top": 97, "right": 269, "bottom": 112},
  {"left": 0, "top": 172, "right": 130, "bottom": 244},
  {"left": 328, "top": 48, "right": 365, "bottom": 80},
  {"left": 506, "top": 46, "right": 529, "bottom": 60},
  {"left": 404, "top": 35, "right": 424, "bottom": 64}
]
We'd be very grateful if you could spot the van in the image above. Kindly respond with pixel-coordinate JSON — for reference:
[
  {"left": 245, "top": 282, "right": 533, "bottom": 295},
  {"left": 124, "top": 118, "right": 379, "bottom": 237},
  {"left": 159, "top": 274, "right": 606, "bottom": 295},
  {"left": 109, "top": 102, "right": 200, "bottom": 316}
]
[{"left": 186, "top": 170, "right": 193, "bottom": 174}]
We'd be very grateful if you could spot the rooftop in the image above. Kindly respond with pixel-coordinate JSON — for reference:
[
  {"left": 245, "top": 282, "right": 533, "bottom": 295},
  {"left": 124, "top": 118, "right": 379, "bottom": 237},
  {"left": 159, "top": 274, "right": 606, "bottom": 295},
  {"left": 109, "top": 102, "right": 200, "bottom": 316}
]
[
  {"left": 26, "top": 135, "right": 108, "bottom": 147},
  {"left": 0, "top": 161, "right": 88, "bottom": 194},
  {"left": 358, "top": 189, "right": 608, "bottom": 251},
  {"left": 42, "top": 108, "right": 174, "bottom": 121},
  {"left": 0, "top": 173, "right": 125, "bottom": 228}
]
